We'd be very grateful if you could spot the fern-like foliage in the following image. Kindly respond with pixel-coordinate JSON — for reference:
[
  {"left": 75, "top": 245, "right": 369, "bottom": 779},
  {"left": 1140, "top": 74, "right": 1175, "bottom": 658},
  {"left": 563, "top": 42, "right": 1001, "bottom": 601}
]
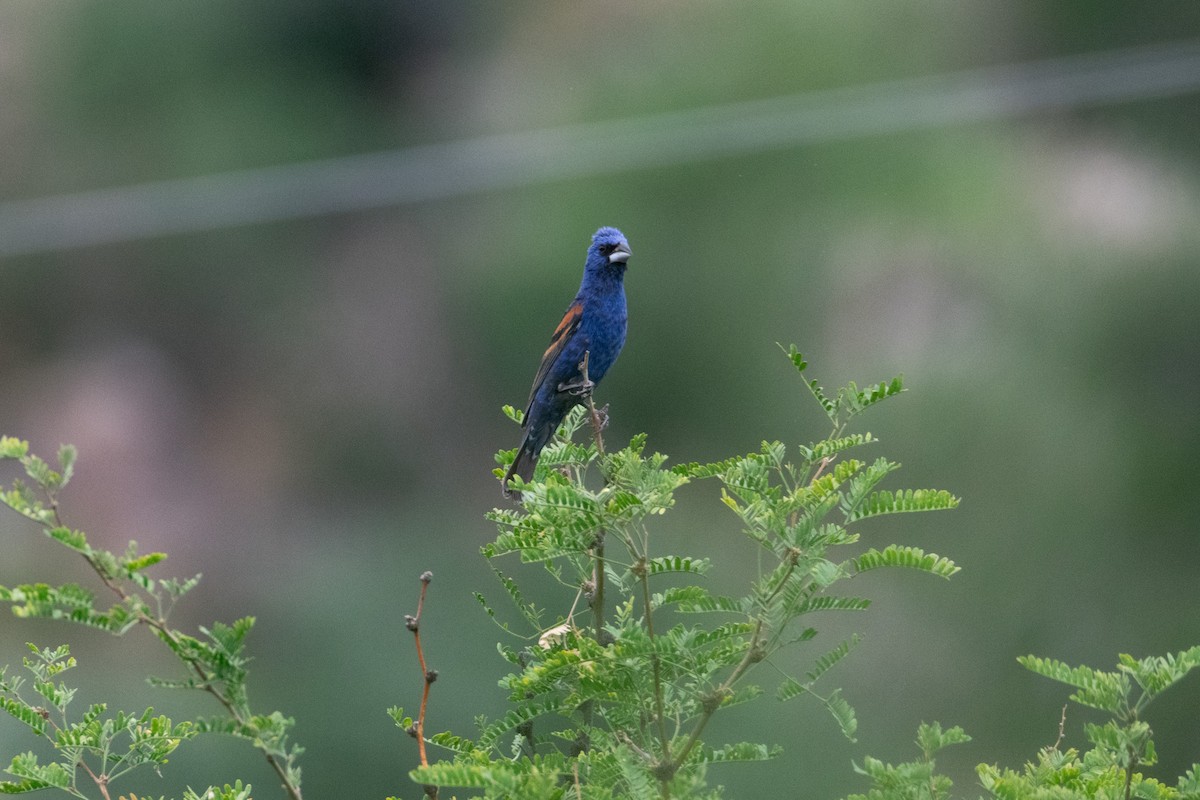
[
  {"left": 843, "top": 722, "right": 969, "bottom": 800},
  {"left": 395, "top": 350, "right": 959, "bottom": 799},
  {"left": 0, "top": 437, "right": 301, "bottom": 799},
  {"left": 845, "top": 648, "right": 1200, "bottom": 800},
  {"left": 0, "top": 644, "right": 196, "bottom": 797}
]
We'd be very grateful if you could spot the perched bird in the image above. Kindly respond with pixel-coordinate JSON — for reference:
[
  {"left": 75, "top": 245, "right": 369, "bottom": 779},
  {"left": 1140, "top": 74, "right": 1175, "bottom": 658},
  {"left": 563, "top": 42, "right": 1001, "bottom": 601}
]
[{"left": 503, "top": 227, "right": 631, "bottom": 497}]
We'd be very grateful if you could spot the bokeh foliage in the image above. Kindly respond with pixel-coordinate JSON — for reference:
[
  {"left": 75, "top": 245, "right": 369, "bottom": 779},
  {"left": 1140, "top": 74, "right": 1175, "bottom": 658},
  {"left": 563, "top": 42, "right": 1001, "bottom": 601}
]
[{"left": 2, "top": 1, "right": 1199, "bottom": 797}]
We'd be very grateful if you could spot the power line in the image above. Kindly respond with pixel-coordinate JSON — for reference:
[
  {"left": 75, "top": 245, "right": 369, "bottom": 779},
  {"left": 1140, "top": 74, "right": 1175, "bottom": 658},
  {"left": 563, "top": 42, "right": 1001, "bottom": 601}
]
[{"left": 2, "top": 38, "right": 1200, "bottom": 259}]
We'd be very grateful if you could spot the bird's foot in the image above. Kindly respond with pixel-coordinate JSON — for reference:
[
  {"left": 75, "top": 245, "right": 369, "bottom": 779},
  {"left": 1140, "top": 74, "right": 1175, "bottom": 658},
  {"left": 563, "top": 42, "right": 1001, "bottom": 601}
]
[
  {"left": 558, "top": 377, "right": 595, "bottom": 397},
  {"left": 591, "top": 403, "right": 610, "bottom": 432}
]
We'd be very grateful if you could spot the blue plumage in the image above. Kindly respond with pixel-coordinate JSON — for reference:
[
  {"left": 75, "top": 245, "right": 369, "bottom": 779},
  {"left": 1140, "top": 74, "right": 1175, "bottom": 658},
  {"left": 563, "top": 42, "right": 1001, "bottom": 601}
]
[{"left": 503, "top": 227, "right": 631, "bottom": 497}]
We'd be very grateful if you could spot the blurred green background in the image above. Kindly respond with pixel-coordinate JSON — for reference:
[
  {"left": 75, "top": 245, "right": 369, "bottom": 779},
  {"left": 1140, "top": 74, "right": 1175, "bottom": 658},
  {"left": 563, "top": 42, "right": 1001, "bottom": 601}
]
[{"left": 2, "top": 1, "right": 1199, "bottom": 797}]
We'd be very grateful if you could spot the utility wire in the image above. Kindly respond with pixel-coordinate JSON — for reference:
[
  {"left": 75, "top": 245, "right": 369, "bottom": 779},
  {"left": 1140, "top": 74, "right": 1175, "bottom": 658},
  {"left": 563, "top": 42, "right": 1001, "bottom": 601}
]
[{"left": 2, "top": 38, "right": 1199, "bottom": 259}]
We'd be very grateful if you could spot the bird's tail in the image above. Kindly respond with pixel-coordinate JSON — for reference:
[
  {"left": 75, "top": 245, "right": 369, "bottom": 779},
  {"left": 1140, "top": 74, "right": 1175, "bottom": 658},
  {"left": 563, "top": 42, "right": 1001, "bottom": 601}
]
[
  {"left": 503, "top": 426, "right": 554, "bottom": 498},
  {"left": 502, "top": 443, "right": 537, "bottom": 499}
]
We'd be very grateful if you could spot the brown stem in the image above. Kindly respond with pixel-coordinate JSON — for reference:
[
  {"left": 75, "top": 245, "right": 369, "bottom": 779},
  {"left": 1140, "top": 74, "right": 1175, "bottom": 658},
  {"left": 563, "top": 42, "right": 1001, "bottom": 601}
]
[
  {"left": 77, "top": 756, "right": 108, "bottom": 800},
  {"left": 672, "top": 619, "right": 765, "bottom": 770},
  {"left": 579, "top": 351, "right": 606, "bottom": 457},
  {"left": 578, "top": 350, "right": 608, "bottom": 642},
  {"left": 407, "top": 572, "right": 438, "bottom": 800},
  {"left": 1124, "top": 747, "right": 1138, "bottom": 800},
  {"left": 672, "top": 556, "right": 799, "bottom": 773},
  {"left": 593, "top": 539, "right": 606, "bottom": 643}
]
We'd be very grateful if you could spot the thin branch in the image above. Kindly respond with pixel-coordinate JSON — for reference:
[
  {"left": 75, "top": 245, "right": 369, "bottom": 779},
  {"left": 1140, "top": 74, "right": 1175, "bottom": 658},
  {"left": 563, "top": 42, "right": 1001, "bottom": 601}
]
[
  {"left": 1052, "top": 704, "right": 1067, "bottom": 751},
  {"left": 638, "top": 561, "right": 671, "bottom": 763},
  {"left": 671, "top": 554, "right": 800, "bottom": 772},
  {"left": 579, "top": 351, "right": 606, "bottom": 457},
  {"left": 578, "top": 351, "right": 608, "bottom": 644},
  {"left": 405, "top": 571, "right": 439, "bottom": 800},
  {"left": 593, "top": 538, "right": 606, "bottom": 643},
  {"left": 42, "top": 496, "right": 304, "bottom": 800}
]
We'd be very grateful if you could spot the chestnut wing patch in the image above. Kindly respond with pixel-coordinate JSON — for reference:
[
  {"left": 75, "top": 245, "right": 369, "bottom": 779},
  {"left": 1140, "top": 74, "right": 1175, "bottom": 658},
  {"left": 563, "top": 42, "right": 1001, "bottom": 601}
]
[{"left": 523, "top": 300, "right": 583, "bottom": 422}]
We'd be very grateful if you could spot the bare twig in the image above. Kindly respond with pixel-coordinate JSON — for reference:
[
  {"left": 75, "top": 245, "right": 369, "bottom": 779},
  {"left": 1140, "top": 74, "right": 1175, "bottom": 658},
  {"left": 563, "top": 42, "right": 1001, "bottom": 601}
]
[
  {"left": 405, "top": 571, "right": 439, "bottom": 800},
  {"left": 810, "top": 456, "right": 833, "bottom": 483},
  {"left": 1053, "top": 704, "right": 1067, "bottom": 751}
]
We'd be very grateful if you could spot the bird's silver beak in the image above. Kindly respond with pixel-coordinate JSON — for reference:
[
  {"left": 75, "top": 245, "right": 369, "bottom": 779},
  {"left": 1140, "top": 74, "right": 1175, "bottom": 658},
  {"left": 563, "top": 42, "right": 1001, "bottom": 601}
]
[{"left": 608, "top": 242, "right": 632, "bottom": 265}]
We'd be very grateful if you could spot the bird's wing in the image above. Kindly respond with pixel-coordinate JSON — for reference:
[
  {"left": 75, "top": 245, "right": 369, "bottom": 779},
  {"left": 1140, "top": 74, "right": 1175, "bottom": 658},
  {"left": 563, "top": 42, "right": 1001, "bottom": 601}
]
[{"left": 523, "top": 300, "right": 584, "bottom": 423}]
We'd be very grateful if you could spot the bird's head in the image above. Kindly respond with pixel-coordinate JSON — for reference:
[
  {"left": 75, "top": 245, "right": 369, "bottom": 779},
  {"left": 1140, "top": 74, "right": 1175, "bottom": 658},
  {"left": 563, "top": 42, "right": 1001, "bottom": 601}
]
[{"left": 587, "top": 227, "right": 632, "bottom": 273}]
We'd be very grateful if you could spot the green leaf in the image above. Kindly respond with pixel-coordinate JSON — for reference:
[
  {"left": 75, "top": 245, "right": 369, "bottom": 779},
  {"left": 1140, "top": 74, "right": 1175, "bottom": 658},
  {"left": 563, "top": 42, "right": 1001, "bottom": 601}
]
[
  {"left": 1018, "top": 655, "right": 1129, "bottom": 713},
  {"left": 776, "top": 677, "right": 805, "bottom": 703},
  {"left": 0, "top": 437, "right": 29, "bottom": 459},
  {"left": 159, "top": 573, "right": 202, "bottom": 599},
  {"left": 719, "top": 685, "right": 765, "bottom": 709},
  {"left": 21, "top": 456, "right": 58, "bottom": 490},
  {"left": 615, "top": 745, "right": 659, "bottom": 800},
  {"left": 821, "top": 688, "right": 858, "bottom": 742},
  {"left": 1, "top": 584, "right": 139, "bottom": 633},
  {"left": 1, "top": 753, "right": 71, "bottom": 791},
  {"left": 56, "top": 446, "right": 77, "bottom": 487},
  {"left": 0, "top": 698, "right": 48, "bottom": 736},
  {"left": 645, "top": 556, "right": 711, "bottom": 577},
  {"left": 839, "top": 457, "right": 899, "bottom": 512},
  {"left": 675, "top": 593, "right": 746, "bottom": 614},
  {"left": 782, "top": 343, "right": 808, "bottom": 374},
  {"left": 801, "top": 433, "right": 877, "bottom": 464},
  {"left": 844, "top": 488, "right": 959, "bottom": 522},
  {"left": 671, "top": 456, "right": 743, "bottom": 480},
  {"left": 840, "top": 375, "right": 905, "bottom": 418},
  {"left": 124, "top": 552, "right": 167, "bottom": 572},
  {"left": 808, "top": 379, "right": 838, "bottom": 422},
  {"left": 386, "top": 706, "right": 412, "bottom": 730},
  {"left": 851, "top": 545, "right": 960, "bottom": 579},
  {"left": 486, "top": 566, "right": 544, "bottom": 630},
  {"left": 182, "top": 781, "right": 254, "bottom": 800},
  {"left": 807, "top": 635, "right": 861, "bottom": 683},
  {"left": 428, "top": 730, "right": 479, "bottom": 756},
  {"left": 409, "top": 761, "right": 491, "bottom": 789},
  {"left": 794, "top": 595, "right": 872, "bottom": 614},
  {"left": 1177, "top": 764, "right": 1200, "bottom": 794},
  {"left": 46, "top": 527, "right": 89, "bottom": 554},
  {"left": 916, "top": 721, "right": 971, "bottom": 758},
  {"left": 1116, "top": 646, "right": 1200, "bottom": 698},
  {"left": 0, "top": 482, "right": 51, "bottom": 524},
  {"left": 700, "top": 741, "right": 782, "bottom": 763},
  {"left": 478, "top": 700, "right": 566, "bottom": 749}
]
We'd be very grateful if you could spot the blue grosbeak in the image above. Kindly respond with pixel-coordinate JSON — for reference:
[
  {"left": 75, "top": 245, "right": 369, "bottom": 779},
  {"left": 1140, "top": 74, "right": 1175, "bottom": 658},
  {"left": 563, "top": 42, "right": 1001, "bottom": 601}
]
[{"left": 503, "top": 227, "right": 631, "bottom": 497}]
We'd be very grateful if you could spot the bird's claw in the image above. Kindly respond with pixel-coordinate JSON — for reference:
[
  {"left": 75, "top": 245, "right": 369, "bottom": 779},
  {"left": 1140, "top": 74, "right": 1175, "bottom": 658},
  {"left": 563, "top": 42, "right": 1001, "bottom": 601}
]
[{"left": 558, "top": 377, "right": 596, "bottom": 397}]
